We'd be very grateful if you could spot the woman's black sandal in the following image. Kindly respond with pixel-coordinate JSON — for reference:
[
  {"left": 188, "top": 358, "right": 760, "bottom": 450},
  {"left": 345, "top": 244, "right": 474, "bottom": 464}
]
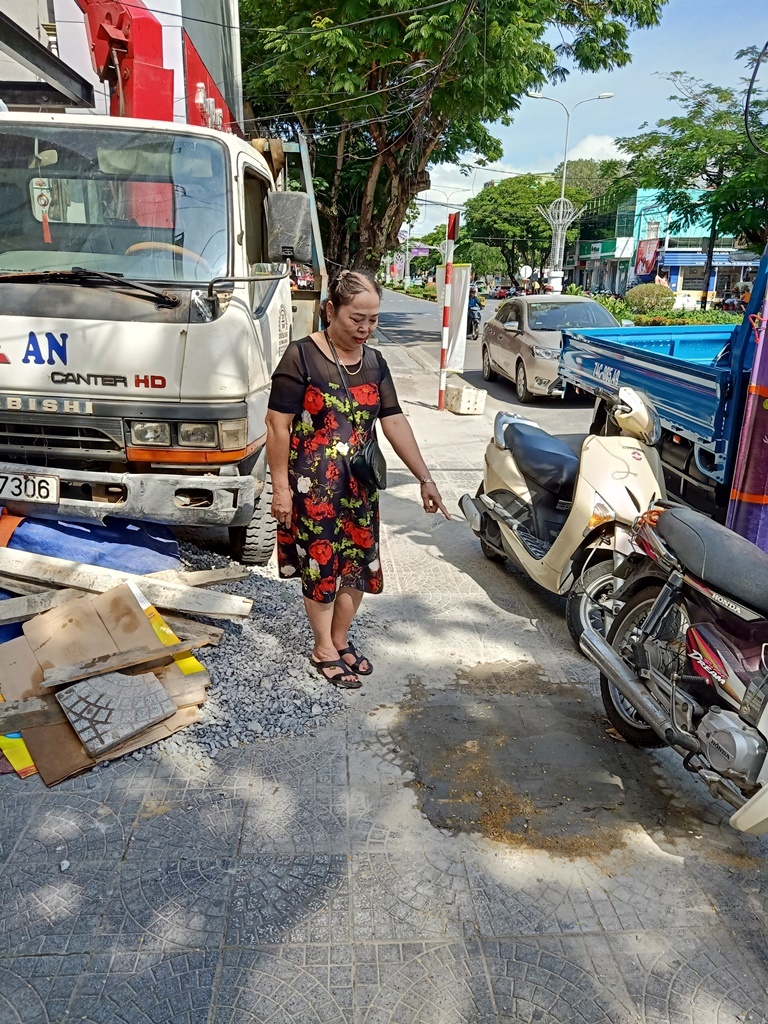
[
  {"left": 337, "top": 643, "right": 373, "bottom": 676},
  {"left": 311, "top": 657, "right": 362, "bottom": 689}
]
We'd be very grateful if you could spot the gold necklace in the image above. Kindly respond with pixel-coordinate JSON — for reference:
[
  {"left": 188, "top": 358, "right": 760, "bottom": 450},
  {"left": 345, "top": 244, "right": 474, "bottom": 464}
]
[{"left": 326, "top": 330, "right": 364, "bottom": 374}]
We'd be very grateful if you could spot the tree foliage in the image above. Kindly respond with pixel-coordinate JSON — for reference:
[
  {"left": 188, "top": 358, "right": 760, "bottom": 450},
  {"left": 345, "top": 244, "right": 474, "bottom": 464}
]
[
  {"left": 551, "top": 158, "right": 627, "bottom": 198},
  {"left": 455, "top": 240, "right": 506, "bottom": 277},
  {"left": 240, "top": 0, "right": 668, "bottom": 269},
  {"left": 614, "top": 71, "right": 768, "bottom": 249},
  {"left": 461, "top": 175, "right": 588, "bottom": 279}
]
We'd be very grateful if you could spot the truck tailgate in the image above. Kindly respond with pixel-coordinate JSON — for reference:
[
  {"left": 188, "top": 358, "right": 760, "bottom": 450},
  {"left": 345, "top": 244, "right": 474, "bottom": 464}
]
[{"left": 560, "top": 326, "right": 736, "bottom": 447}]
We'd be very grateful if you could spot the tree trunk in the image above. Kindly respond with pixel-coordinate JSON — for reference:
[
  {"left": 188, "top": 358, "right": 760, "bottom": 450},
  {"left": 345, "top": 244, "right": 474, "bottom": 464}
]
[{"left": 700, "top": 216, "right": 719, "bottom": 312}]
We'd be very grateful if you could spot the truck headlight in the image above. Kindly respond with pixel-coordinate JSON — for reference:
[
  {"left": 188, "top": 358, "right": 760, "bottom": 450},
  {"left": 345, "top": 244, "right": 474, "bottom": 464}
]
[
  {"left": 218, "top": 418, "right": 248, "bottom": 451},
  {"left": 532, "top": 345, "right": 560, "bottom": 359},
  {"left": 179, "top": 422, "right": 218, "bottom": 448},
  {"left": 130, "top": 421, "right": 171, "bottom": 446}
]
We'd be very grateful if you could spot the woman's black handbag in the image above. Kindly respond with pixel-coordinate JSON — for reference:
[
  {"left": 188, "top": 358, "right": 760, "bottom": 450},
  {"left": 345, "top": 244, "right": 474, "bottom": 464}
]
[{"left": 327, "top": 334, "right": 387, "bottom": 491}]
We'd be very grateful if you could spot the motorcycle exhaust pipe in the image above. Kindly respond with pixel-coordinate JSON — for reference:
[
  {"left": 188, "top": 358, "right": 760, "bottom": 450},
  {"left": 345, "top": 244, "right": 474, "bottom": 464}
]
[{"left": 580, "top": 627, "right": 700, "bottom": 753}]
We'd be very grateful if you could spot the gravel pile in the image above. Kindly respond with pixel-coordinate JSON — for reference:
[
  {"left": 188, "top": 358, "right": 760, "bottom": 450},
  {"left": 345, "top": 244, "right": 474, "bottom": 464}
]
[{"left": 136, "top": 539, "right": 367, "bottom": 763}]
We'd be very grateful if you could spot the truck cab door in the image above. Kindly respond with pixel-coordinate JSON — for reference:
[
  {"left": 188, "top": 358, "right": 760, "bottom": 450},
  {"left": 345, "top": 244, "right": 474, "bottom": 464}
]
[{"left": 239, "top": 159, "right": 292, "bottom": 379}]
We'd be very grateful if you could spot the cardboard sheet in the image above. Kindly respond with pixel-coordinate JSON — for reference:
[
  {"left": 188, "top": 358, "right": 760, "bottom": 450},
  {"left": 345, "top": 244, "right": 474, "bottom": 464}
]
[{"left": 22, "top": 706, "right": 200, "bottom": 786}]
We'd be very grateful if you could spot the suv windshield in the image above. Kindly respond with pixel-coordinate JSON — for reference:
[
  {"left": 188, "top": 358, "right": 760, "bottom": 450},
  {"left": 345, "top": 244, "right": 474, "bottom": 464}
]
[
  {"left": 0, "top": 125, "right": 229, "bottom": 284},
  {"left": 527, "top": 300, "right": 619, "bottom": 331}
]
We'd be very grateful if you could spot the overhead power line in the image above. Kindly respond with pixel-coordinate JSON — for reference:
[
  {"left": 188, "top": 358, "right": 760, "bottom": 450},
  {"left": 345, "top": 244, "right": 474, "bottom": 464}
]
[{"left": 59, "top": 0, "right": 457, "bottom": 35}]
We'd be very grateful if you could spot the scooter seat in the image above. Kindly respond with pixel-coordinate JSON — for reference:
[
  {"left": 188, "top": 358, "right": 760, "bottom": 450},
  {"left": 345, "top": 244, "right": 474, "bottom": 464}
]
[
  {"left": 656, "top": 507, "right": 768, "bottom": 616},
  {"left": 503, "top": 422, "right": 579, "bottom": 498}
]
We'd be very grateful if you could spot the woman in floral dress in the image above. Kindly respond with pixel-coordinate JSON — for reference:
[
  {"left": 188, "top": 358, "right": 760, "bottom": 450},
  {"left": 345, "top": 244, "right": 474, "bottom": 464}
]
[{"left": 266, "top": 270, "right": 449, "bottom": 687}]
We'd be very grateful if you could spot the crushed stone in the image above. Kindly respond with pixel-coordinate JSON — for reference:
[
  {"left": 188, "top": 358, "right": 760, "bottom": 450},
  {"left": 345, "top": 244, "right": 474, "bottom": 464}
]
[{"left": 131, "top": 535, "right": 373, "bottom": 763}]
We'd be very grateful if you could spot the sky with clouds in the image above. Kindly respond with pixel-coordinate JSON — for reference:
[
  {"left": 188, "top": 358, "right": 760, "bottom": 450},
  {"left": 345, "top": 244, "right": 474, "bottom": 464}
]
[{"left": 412, "top": 0, "right": 760, "bottom": 235}]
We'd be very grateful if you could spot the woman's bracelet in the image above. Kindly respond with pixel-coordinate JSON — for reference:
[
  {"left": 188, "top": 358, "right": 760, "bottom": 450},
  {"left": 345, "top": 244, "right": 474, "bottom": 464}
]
[{"left": 419, "top": 477, "right": 434, "bottom": 486}]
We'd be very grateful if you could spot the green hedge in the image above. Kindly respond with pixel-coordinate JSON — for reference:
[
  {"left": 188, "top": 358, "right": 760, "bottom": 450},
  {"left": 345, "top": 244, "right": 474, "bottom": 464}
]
[
  {"left": 624, "top": 283, "right": 676, "bottom": 314},
  {"left": 593, "top": 294, "right": 741, "bottom": 327}
]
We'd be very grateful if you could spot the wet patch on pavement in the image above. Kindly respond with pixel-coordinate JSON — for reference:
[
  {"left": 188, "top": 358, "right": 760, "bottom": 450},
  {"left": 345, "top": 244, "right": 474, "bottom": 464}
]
[{"left": 390, "top": 663, "right": 720, "bottom": 857}]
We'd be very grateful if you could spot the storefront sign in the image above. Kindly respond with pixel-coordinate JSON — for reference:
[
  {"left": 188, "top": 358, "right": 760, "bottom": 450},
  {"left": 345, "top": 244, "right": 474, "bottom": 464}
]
[{"left": 578, "top": 238, "right": 618, "bottom": 260}]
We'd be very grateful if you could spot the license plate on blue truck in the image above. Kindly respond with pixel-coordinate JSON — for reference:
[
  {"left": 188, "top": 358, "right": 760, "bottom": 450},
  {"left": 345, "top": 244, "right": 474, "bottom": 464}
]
[{"left": 0, "top": 472, "right": 59, "bottom": 503}]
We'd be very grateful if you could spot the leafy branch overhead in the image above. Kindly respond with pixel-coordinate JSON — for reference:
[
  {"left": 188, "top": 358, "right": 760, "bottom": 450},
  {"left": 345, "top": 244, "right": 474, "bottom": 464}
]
[{"left": 240, "top": 0, "right": 668, "bottom": 268}]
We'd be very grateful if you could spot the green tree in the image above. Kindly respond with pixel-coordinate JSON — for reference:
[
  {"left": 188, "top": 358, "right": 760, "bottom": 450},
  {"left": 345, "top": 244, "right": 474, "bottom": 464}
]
[
  {"left": 551, "top": 158, "right": 627, "bottom": 198},
  {"left": 614, "top": 70, "right": 768, "bottom": 308},
  {"left": 455, "top": 239, "right": 506, "bottom": 277},
  {"left": 240, "top": 0, "right": 667, "bottom": 269},
  {"left": 461, "top": 175, "right": 588, "bottom": 280}
]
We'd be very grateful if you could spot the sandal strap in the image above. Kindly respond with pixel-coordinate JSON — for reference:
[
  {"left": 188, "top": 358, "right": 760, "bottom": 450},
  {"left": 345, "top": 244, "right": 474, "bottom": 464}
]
[{"left": 311, "top": 656, "right": 361, "bottom": 688}]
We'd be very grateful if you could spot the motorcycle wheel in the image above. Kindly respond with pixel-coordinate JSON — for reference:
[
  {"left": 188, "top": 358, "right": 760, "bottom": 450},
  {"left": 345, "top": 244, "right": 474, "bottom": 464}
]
[
  {"left": 600, "top": 584, "right": 667, "bottom": 748},
  {"left": 565, "top": 560, "right": 616, "bottom": 649},
  {"left": 471, "top": 321, "right": 479, "bottom": 340}
]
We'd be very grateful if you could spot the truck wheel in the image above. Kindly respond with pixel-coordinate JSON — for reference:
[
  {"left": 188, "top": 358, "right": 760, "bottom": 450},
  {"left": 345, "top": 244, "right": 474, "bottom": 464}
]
[
  {"left": 229, "top": 472, "right": 277, "bottom": 565},
  {"left": 516, "top": 361, "right": 535, "bottom": 404}
]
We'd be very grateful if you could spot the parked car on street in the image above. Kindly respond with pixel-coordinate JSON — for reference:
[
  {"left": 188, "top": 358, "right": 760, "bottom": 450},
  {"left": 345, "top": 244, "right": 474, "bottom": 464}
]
[{"left": 481, "top": 295, "right": 621, "bottom": 403}]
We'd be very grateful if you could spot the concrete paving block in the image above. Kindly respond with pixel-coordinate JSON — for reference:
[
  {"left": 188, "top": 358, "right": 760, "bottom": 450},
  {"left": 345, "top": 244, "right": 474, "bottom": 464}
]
[{"left": 57, "top": 671, "right": 176, "bottom": 757}]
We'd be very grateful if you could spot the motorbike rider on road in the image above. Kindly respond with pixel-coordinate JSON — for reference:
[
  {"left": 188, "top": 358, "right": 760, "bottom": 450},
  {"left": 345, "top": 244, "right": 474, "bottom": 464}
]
[{"left": 467, "top": 287, "right": 482, "bottom": 335}]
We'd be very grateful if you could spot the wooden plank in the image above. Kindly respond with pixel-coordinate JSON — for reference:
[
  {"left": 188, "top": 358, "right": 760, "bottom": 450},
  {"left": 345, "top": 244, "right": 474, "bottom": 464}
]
[
  {"left": 40, "top": 638, "right": 209, "bottom": 689},
  {"left": 148, "top": 567, "right": 249, "bottom": 586},
  {"left": 162, "top": 614, "right": 225, "bottom": 646},
  {"left": 0, "top": 575, "right": 58, "bottom": 596},
  {"left": 0, "top": 588, "right": 83, "bottom": 626},
  {"left": 0, "top": 694, "right": 65, "bottom": 732},
  {"left": 0, "top": 549, "right": 253, "bottom": 619}
]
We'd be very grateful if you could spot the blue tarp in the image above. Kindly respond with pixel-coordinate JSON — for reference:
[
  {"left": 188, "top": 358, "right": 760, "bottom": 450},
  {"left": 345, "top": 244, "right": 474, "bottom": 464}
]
[{"left": 0, "top": 515, "right": 179, "bottom": 643}]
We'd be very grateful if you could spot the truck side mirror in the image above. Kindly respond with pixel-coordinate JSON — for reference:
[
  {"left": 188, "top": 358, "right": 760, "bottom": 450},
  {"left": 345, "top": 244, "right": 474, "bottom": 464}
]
[{"left": 266, "top": 191, "right": 313, "bottom": 265}]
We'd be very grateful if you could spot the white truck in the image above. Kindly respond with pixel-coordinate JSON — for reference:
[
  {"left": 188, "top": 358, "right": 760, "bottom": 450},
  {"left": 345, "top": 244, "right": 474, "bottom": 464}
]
[{"left": 0, "top": 113, "right": 325, "bottom": 562}]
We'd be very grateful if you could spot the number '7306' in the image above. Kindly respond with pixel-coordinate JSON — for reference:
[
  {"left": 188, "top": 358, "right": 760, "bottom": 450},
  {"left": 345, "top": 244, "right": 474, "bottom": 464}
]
[{"left": 0, "top": 473, "right": 59, "bottom": 503}]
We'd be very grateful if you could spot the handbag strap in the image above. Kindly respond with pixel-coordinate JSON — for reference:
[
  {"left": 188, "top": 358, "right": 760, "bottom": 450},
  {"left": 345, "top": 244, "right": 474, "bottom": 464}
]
[
  {"left": 325, "top": 330, "right": 379, "bottom": 437},
  {"left": 324, "top": 329, "right": 355, "bottom": 406}
]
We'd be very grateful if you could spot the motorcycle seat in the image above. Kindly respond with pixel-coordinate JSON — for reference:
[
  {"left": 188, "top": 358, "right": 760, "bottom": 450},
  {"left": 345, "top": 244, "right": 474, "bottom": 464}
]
[
  {"left": 656, "top": 506, "right": 768, "bottom": 616},
  {"left": 503, "top": 422, "right": 579, "bottom": 498}
]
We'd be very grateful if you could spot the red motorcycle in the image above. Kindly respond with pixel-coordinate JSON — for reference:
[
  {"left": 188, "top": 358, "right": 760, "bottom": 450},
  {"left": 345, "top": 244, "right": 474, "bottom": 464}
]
[{"left": 580, "top": 503, "right": 768, "bottom": 834}]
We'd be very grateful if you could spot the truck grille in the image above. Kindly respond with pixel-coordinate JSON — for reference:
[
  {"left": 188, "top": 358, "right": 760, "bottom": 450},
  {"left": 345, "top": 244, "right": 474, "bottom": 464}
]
[{"left": 0, "top": 414, "right": 126, "bottom": 464}]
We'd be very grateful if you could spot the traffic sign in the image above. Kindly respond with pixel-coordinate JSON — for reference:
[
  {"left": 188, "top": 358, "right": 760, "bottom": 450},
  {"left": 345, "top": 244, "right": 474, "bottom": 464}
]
[{"left": 519, "top": 265, "right": 533, "bottom": 280}]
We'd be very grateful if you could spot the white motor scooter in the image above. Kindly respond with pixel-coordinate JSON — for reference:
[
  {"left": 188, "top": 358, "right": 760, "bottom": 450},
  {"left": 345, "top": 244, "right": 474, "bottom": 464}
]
[{"left": 460, "top": 388, "right": 667, "bottom": 645}]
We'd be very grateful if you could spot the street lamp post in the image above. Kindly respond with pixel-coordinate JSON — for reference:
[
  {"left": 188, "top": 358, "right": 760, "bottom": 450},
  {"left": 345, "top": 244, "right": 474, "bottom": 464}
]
[{"left": 526, "top": 91, "right": 614, "bottom": 293}]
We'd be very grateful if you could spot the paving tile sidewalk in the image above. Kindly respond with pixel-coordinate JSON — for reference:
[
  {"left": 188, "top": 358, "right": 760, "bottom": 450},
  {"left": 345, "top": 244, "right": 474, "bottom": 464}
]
[{"left": 1, "top": 344, "right": 767, "bottom": 1023}]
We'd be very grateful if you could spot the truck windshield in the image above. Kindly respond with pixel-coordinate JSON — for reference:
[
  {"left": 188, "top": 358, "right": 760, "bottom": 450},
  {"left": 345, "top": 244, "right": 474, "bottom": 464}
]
[
  {"left": 528, "top": 301, "right": 619, "bottom": 330},
  {"left": 0, "top": 125, "right": 229, "bottom": 284}
]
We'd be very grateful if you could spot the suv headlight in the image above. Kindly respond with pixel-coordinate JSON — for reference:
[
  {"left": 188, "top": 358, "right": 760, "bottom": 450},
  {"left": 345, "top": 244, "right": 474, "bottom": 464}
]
[
  {"left": 532, "top": 345, "right": 560, "bottom": 359},
  {"left": 130, "top": 421, "right": 171, "bottom": 446},
  {"left": 179, "top": 422, "right": 218, "bottom": 448}
]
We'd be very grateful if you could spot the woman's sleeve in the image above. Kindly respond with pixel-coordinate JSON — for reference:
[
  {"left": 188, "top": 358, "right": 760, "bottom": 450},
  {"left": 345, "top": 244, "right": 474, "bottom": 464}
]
[
  {"left": 376, "top": 352, "right": 402, "bottom": 418},
  {"left": 268, "top": 343, "right": 307, "bottom": 415}
]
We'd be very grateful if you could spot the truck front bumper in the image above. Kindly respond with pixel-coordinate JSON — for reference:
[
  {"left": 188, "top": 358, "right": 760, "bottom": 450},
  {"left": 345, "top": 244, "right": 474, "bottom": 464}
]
[{"left": 0, "top": 461, "right": 257, "bottom": 528}]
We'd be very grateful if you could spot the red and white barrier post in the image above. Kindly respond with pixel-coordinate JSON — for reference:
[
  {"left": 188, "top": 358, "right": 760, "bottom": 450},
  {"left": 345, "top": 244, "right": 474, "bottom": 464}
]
[{"left": 438, "top": 212, "right": 460, "bottom": 411}]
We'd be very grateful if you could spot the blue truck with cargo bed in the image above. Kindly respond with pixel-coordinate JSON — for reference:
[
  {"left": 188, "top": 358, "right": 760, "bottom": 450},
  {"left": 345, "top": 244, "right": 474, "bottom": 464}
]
[{"left": 559, "top": 250, "right": 767, "bottom": 520}]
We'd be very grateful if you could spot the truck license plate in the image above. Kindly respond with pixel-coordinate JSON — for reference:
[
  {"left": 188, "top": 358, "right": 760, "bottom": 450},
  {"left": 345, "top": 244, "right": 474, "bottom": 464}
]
[{"left": 0, "top": 472, "right": 59, "bottom": 504}]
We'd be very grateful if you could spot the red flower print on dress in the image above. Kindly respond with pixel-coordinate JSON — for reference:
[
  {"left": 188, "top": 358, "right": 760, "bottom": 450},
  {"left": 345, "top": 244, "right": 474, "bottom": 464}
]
[
  {"left": 304, "top": 386, "right": 325, "bottom": 414},
  {"left": 304, "top": 498, "right": 336, "bottom": 520},
  {"left": 350, "top": 383, "right": 379, "bottom": 407},
  {"left": 312, "top": 576, "right": 337, "bottom": 601},
  {"left": 324, "top": 412, "right": 339, "bottom": 431},
  {"left": 277, "top": 527, "right": 293, "bottom": 545},
  {"left": 291, "top": 435, "right": 300, "bottom": 450},
  {"left": 326, "top": 462, "right": 340, "bottom": 482},
  {"left": 309, "top": 539, "right": 334, "bottom": 565},
  {"left": 346, "top": 522, "right": 374, "bottom": 548},
  {"left": 369, "top": 577, "right": 382, "bottom": 593},
  {"left": 348, "top": 477, "right": 359, "bottom": 496}
]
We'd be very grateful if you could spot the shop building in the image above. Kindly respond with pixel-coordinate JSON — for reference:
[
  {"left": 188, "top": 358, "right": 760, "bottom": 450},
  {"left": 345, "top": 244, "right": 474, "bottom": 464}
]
[{"left": 572, "top": 188, "right": 760, "bottom": 300}]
